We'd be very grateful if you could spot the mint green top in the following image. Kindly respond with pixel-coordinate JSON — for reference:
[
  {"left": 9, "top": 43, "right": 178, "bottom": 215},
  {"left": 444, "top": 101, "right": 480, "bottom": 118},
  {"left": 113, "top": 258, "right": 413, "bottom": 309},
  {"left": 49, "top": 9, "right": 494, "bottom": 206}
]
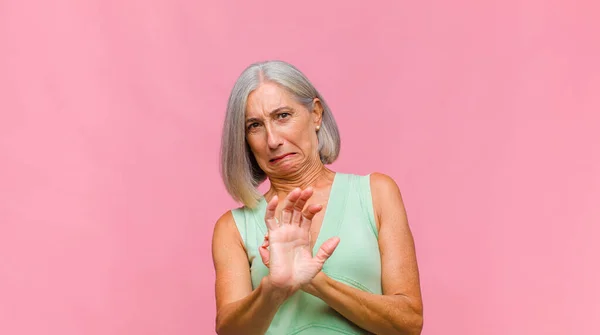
[{"left": 231, "top": 173, "right": 382, "bottom": 334}]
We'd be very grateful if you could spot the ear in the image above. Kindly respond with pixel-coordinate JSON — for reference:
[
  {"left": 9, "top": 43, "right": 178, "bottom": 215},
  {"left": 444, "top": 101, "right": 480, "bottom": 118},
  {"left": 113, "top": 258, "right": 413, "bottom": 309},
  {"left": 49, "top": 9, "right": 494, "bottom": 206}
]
[{"left": 311, "top": 97, "right": 324, "bottom": 127}]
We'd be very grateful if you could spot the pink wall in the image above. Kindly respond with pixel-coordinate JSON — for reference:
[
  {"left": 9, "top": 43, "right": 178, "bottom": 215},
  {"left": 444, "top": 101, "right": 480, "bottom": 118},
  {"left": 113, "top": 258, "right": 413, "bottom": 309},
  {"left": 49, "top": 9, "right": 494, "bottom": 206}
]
[{"left": 1, "top": 1, "right": 599, "bottom": 334}]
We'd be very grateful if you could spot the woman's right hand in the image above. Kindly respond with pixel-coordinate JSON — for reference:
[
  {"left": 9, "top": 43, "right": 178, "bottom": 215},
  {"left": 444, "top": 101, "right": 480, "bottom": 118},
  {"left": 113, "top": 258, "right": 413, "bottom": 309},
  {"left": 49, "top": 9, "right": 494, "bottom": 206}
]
[{"left": 259, "top": 188, "right": 340, "bottom": 296}]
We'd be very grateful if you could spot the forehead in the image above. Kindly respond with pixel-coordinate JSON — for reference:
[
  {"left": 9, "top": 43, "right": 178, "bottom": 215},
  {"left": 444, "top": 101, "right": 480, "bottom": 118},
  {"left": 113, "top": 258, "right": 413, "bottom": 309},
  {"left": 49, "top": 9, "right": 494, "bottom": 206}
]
[{"left": 245, "top": 82, "right": 297, "bottom": 117}]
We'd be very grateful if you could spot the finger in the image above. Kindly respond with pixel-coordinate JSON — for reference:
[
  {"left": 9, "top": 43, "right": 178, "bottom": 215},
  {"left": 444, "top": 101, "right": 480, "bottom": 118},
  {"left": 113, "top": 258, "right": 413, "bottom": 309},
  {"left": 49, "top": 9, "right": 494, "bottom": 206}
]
[
  {"left": 300, "top": 203, "right": 323, "bottom": 231},
  {"left": 314, "top": 237, "right": 340, "bottom": 263},
  {"left": 281, "top": 188, "right": 301, "bottom": 224},
  {"left": 259, "top": 240, "right": 270, "bottom": 268},
  {"left": 291, "top": 187, "right": 313, "bottom": 226},
  {"left": 261, "top": 236, "right": 270, "bottom": 248},
  {"left": 264, "top": 195, "right": 279, "bottom": 230}
]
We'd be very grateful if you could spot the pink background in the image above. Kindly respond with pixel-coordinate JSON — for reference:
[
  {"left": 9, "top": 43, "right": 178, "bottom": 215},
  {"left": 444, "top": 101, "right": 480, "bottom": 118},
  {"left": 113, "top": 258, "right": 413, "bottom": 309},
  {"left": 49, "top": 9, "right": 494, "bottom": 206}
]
[{"left": 1, "top": 1, "right": 599, "bottom": 334}]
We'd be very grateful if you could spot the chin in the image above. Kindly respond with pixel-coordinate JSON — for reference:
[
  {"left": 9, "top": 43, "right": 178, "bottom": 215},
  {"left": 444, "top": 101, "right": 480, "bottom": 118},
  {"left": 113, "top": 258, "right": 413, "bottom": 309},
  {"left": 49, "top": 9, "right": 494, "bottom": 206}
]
[{"left": 268, "top": 163, "right": 301, "bottom": 177}]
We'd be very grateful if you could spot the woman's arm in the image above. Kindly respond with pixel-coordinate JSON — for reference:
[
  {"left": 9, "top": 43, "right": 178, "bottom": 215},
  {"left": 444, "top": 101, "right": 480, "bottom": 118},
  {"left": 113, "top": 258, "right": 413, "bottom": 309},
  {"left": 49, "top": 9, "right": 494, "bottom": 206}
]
[
  {"left": 212, "top": 211, "right": 291, "bottom": 335},
  {"left": 302, "top": 172, "right": 424, "bottom": 335}
]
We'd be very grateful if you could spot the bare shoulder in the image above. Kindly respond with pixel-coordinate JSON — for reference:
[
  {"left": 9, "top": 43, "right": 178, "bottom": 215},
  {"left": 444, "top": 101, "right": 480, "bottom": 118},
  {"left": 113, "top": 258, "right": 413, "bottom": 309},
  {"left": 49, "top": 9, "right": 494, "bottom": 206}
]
[
  {"left": 368, "top": 172, "right": 407, "bottom": 227},
  {"left": 369, "top": 172, "right": 403, "bottom": 196},
  {"left": 212, "top": 209, "right": 245, "bottom": 254},
  {"left": 212, "top": 210, "right": 235, "bottom": 235}
]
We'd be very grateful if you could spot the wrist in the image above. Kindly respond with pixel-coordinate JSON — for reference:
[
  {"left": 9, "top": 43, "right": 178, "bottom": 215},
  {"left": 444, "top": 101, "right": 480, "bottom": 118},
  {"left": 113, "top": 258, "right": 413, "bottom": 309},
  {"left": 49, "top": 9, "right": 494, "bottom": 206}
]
[
  {"left": 302, "top": 271, "right": 328, "bottom": 297},
  {"left": 261, "top": 277, "right": 296, "bottom": 302}
]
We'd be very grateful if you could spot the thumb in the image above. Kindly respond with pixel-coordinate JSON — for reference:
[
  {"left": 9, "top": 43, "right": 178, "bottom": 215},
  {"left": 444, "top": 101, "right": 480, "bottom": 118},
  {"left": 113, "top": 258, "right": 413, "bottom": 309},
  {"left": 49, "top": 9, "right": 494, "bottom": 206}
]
[{"left": 314, "top": 237, "right": 340, "bottom": 263}]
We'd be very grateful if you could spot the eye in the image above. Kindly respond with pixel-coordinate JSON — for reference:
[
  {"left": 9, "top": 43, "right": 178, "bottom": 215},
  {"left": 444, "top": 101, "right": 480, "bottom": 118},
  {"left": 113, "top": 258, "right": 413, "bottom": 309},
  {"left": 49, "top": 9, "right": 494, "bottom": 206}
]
[
  {"left": 247, "top": 122, "right": 260, "bottom": 130},
  {"left": 278, "top": 112, "right": 290, "bottom": 119}
]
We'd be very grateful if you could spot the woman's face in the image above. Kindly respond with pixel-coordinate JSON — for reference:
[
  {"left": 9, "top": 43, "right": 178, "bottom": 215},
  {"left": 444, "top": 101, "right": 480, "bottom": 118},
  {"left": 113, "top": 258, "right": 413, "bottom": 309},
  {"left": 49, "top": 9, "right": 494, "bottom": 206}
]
[{"left": 245, "top": 82, "right": 322, "bottom": 177}]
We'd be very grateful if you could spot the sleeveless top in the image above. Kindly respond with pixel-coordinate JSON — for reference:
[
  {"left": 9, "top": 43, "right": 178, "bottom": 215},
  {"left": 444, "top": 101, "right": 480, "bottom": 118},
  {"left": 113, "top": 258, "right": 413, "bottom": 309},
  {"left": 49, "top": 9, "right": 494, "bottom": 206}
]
[{"left": 231, "top": 173, "right": 382, "bottom": 334}]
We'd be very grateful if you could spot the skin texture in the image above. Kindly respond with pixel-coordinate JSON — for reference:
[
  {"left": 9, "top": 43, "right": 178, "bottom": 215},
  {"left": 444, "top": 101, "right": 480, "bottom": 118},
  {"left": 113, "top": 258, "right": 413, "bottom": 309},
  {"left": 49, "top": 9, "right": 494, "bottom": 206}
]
[{"left": 212, "top": 81, "right": 423, "bottom": 334}]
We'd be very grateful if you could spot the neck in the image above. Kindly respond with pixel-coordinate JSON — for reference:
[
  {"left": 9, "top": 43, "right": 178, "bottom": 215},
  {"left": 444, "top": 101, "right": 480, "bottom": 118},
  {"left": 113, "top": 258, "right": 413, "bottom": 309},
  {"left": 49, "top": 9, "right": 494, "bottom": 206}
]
[{"left": 266, "top": 161, "right": 335, "bottom": 199}]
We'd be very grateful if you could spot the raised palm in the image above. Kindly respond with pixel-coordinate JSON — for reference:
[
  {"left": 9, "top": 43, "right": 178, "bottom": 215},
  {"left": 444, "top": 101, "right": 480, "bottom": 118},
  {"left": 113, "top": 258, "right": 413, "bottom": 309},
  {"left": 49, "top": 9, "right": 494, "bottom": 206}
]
[{"left": 259, "top": 188, "right": 340, "bottom": 292}]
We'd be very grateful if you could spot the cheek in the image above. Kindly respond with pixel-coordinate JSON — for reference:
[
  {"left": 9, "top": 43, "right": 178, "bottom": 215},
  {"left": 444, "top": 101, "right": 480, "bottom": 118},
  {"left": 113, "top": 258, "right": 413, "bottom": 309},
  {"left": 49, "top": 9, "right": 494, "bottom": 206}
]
[
  {"left": 291, "top": 120, "right": 314, "bottom": 141},
  {"left": 246, "top": 135, "right": 272, "bottom": 162},
  {"left": 291, "top": 125, "right": 312, "bottom": 143},
  {"left": 245, "top": 136, "right": 262, "bottom": 155},
  {"left": 303, "top": 126, "right": 318, "bottom": 146}
]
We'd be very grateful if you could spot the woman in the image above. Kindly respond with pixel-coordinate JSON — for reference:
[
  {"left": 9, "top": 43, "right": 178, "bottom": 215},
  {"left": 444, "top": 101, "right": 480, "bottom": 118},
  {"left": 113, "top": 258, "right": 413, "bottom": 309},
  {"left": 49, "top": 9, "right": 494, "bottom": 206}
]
[{"left": 212, "top": 60, "right": 423, "bottom": 335}]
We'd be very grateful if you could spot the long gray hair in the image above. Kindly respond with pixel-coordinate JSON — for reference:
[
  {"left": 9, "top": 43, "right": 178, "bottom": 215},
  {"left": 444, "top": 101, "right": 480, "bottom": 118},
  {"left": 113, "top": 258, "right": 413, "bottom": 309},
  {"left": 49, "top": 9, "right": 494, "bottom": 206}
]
[{"left": 219, "top": 60, "right": 340, "bottom": 208}]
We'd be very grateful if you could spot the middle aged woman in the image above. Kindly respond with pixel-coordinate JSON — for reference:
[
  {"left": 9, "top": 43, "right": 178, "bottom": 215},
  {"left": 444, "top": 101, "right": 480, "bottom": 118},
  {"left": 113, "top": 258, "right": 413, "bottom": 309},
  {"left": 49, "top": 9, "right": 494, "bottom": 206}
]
[{"left": 212, "top": 60, "right": 423, "bottom": 335}]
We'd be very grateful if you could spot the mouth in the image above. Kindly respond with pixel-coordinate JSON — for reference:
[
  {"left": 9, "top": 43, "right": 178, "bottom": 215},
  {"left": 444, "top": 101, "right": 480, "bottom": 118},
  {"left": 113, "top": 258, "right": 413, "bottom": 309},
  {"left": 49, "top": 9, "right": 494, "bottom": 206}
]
[{"left": 269, "top": 153, "right": 295, "bottom": 163}]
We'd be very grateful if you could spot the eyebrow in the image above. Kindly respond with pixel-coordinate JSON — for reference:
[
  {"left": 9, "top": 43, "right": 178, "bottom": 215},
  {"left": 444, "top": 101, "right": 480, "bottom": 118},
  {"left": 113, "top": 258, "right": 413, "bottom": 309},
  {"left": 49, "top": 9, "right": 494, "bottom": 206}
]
[{"left": 246, "top": 106, "right": 292, "bottom": 124}]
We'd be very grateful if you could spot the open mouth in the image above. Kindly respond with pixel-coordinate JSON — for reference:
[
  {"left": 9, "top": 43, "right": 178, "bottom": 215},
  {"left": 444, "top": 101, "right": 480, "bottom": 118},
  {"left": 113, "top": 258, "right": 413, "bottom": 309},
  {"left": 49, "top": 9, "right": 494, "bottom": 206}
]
[{"left": 270, "top": 153, "right": 294, "bottom": 163}]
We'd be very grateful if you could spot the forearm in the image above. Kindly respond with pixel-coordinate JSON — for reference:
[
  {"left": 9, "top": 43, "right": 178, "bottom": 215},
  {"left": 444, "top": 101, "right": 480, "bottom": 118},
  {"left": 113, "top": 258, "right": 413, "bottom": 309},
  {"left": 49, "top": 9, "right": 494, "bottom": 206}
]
[
  {"left": 216, "top": 277, "right": 291, "bottom": 335},
  {"left": 304, "top": 273, "right": 423, "bottom": 335}
]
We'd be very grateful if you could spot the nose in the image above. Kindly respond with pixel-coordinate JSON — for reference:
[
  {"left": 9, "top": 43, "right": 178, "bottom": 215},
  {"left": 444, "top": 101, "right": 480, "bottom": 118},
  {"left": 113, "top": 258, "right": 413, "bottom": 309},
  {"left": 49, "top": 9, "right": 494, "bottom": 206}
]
[{"left": 266, "top": 125, "right": 283, "bottom": 150}]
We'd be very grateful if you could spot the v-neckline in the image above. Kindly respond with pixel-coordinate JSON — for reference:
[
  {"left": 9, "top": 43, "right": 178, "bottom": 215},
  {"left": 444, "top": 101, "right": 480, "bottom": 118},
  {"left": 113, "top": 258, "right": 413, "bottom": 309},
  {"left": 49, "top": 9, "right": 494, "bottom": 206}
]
[
  {"left": 256, "top": 172, "right": 344, "bottom": 255},
  {"left": 309, "top": 172, "right": 339, "bottom": 255}
]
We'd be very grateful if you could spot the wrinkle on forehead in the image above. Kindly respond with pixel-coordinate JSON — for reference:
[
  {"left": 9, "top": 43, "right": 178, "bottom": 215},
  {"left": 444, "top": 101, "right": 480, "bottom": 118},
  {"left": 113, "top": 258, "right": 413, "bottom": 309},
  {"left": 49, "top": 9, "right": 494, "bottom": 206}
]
[{"left": 246, "top": 82, "right": 293, "bottom": 119}]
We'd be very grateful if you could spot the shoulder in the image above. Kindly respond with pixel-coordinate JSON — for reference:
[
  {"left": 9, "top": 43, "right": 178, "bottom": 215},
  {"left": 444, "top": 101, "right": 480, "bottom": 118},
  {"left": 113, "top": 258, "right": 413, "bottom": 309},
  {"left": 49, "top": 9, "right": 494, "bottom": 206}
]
[
  {"left": 368, "top": 172, "right": 401, "bottom": 194},
  {"left": 341, "top": 171, "right": 399, "bottom": 192},
  {"left": 343, "top": 171, "right": 402, "bottom": 202},
  {"left": 213, "top": 204, "right": 251, "bottom": 229},
  {"left": 214, "top": 209, "right": 235, "bottom": 228},
  {"left": 212, "top": 210, "right": 234, "bottom": 241},
  {"left": 367, "top": 172, "right": 406, "bottom": 221},
  {"left": 212, "top": 209, "right": 246, "bottom": 251}
]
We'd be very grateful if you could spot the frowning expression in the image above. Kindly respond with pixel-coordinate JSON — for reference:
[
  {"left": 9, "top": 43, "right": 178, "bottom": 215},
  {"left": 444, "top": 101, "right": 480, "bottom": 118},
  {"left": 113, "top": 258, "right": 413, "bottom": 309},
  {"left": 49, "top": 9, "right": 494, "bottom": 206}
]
[{"left": 245, "top": 82, "right": 322, "bottom": 177}]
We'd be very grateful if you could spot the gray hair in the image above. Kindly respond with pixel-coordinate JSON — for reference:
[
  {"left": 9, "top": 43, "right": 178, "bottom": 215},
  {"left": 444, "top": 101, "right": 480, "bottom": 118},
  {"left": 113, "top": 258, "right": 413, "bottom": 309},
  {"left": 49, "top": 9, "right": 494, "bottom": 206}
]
[{"left": 219, "top": 60, "right": 341, "bottom": 208}]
